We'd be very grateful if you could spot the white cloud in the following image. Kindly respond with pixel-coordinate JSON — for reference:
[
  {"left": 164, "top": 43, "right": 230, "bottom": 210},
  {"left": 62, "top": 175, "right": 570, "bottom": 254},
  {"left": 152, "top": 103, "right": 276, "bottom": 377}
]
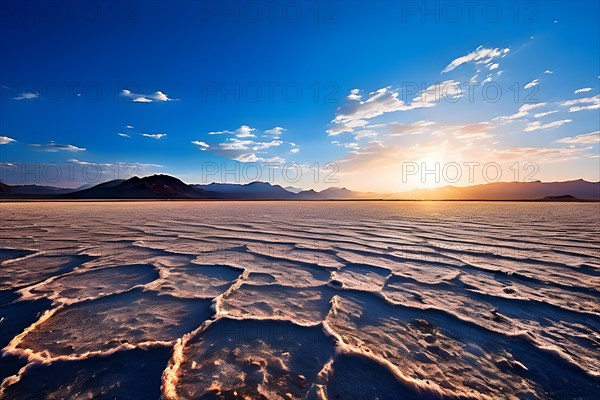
[
  {"left": 544, "top": 70, "right": 553, "bottom": 74},
  {"left": 66, "top": 159, "right": 163, "bottom": 168},
  {"left": 117, "top": 133, "right": 131, "bottom": 138},
  {"left": 347, "top": 89, "right": 361, "bottom": 100},
  {"left": 354, "top": 130, "right": 378, "bottom": 140},
  {"left": 13, "top": 91, "right": 39, "bottom": 100},
  {"left": 556, "top": 131, "right": 600, "bottom": 144},
  {"left": 234, "top": 153, "right": 284, "bottom": 163},
  {"left": 496, "top": 102, "right": 547, "bottom": 121},
  {"left": 328, "top": 81, "right": 462, "bottom": 135},
  {"left": 121, "top": 89, "right": 177, "bottom": 103},
  {"left": 255, "top": 140, "right": 283, "bottom": 149},
  {"left": 524, "top": 119, "right": 572, "bottom": 132},
  {"left": 206, "top": 135, "right": 291, "bottom": 163},
  {"left": 141, "top": 133, "right": 167, "bottom": 139},
  {"left": 220, "top": 138, "right": 254, "bottom": 151},
  {"left": 332, "top": 141, "right": 360, "bottom": 153},
  {"left": 533, "top": 110, "right": 558, "bottom": 118},
  {"left": 523, "top": 79, "right": 539, "bottom": 90},
  {"left": 569, "top": 104, "right": 600, "bottom": 112},
  {"left": 442, "top": 45, "right": 509, "bottom": 74},
  {"left": 561, "top": 94, "right": 600, "bottom": 112},
  {"left": 411, "top": 80, "right": 463, "bottom": 107},
  {"left": 0, "top": 136, "right": 16, "bottom": 145},
  {"left": 290, "top": 148, "right": 300, "bottom": 154},
  {"left": 126, "top": 125, "right": 134, "bottom": 129},
  {"left": 327, "top": 88, "right": 407, "bottom": 135},
  {"left": 235, "top": 125, "right": 256, "bottom": 138},
  {"left": 30, "top": 142, "right": 86, "bottom": 152},
  {"left": 207, "top": 130, "right": 233, "bottom": 135},
  {"left": 203, "top": 125, "right": 293, "bottom": 163},
  {"left": 191, "top": 140, "right": 209, "bottom": 150},
  {"left": 264, "top": 127, "right": 286, "bottom": 136},
  {"left": 574, "top": 87, "right": 593, "bottom": 94}
]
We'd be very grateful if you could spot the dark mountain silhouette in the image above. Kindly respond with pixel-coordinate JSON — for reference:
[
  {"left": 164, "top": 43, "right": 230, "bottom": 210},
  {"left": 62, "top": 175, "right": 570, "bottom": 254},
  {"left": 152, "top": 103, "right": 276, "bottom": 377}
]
[
  {"left": 74, "top": 182, "right": 101, "bottom": 190},
  {"left": 542, "top": 195, "right": 577, "bottom": 201},
  {"left": 1, "top": 175, "right": 598, "bottom": 200},
  {"left": 68, "top": 175, "right": 211, "bottom": 199}
]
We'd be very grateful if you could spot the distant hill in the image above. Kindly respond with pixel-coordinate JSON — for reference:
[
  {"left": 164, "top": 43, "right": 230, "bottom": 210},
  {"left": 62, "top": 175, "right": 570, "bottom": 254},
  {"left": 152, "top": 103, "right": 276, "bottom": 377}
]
[
  {"left": 393, "top": 180, "right": 600, "bottom": 200},
  {"left": 297, "top": 187, "right": 375, "bottom": 199},
  {"left": 284, "top": 186, "right": 305, "bottom": 194},
  {"left": 0, "top": 184, "right": 76, "bottom": 196},
  {"left": 542, "top": 195, "right": 578, "bottom": 201},
  {"left": 1, "top": 175, "right": 598, "bottom": 200},
  {"left": 192, "top": 182, "right": 296, "bottom": 199}
]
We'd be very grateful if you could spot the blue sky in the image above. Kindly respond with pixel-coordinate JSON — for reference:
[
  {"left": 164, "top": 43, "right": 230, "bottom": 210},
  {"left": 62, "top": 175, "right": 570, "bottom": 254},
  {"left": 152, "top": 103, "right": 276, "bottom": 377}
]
[{"left": 1, "top": 0, "right": 599, "bottom": 191}]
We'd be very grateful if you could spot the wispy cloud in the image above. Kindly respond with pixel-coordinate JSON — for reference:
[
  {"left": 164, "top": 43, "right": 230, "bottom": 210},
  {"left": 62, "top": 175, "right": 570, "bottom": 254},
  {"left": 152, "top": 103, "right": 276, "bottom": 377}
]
[
  {"left": 200, "top": 126, "right": 292, "bottom": 163},
  {"left": 441, "top": 45, "right": 509, "bottom": 74},
  {"left": 141, "top": 133, "right": 167, "bottom": 139},
  {"left": 13, "top": 91, "right": 39, "bottom": 100},
  {"left": 235, "top": 125, "right": 256, "bottom": 138},
  {"left": 121, "top": 89, "right": 177, "bottom": 103},
  {"left": 66, "top": 159, "right": 163, "bottom": 168},
  {"left": 191, "top": 140, "right": 209, "bottom": 150},
  {"left": 207, "top": 130, "right": 233, "bottom": 135},
  {"left": 264, "top": 127, "right": 286, "bottom": 137},
  {"left": 556, "top": 131, "right": 600, "bottom": 144},
  {"left": 524, "top": 119, "right": 572, "bottom": 132},
  {"left": 561, "top": 94, "right": 600, "bottom": 112},
  {"left": 0, "top": 136, "right": 16, "bottom": 145},
  {"left": 495, "top": 103, "right": 547, "bottom": 121},
  {"left": 370, "top": 120, "right": 435, "bottom": 136},
  {"left": 533, "top": 110, "right": 558, "bottom": 118},
  {"left": 331, "top": 140, "right": 361, "bottom": 154},
  {"left": 574, "top": 87, "right": 593, "bottom": 94},
  {"left": 328, "top": 81, "right": 462, "bottom": 135},
  {"left": 30, "top": 141, "right": 86, "bottom": 152},
  {"left": 439, "top": 123, "right": 495, "bottom": 141},
  {"left": 117, "top": 133, "right": 131, "bottom": 138},
  {"left": 523, "top": 79, "right": 539, "bottom": 90}
]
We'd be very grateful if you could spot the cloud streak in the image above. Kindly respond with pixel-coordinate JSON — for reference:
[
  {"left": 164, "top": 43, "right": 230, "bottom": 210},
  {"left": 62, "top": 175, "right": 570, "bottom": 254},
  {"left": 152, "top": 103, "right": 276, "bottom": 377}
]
[
  {"left": 442, "top": 46, "right": 509, "bottom": 74},
  {"left": 141, "top": 133, "right": 167, "bottom": 139},
  {"left": 328, "top": 81, "right": 463, "bottom": 135},
  {"left": 121, "top": 90, "right": 177, "bottom": 103},
  {"left": 556, "top": 131, "right": 600, "bottom": 144},
  {"left": 0, "top": 136, "right": 16, "bottom": 145},
  {"left": 524, "top": 119, "right": 572, "bottom": 132},
  {"left": 30, "top": 142, "right": 86, "bottom": 152},
  {"left": 13, "top": 91, "right": 39, "bottom": 100}
]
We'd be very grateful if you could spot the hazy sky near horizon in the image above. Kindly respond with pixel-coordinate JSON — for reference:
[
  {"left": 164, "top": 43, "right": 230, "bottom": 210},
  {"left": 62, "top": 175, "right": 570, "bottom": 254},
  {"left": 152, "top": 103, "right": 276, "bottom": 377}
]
[{"left": 0, "top": 0, "right": 599, "bottom": 191}]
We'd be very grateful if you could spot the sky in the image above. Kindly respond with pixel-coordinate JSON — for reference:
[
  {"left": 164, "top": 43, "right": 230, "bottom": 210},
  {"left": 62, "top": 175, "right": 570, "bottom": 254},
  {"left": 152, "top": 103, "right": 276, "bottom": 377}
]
[{"left": 1, "top": 0, "right": 599, "bottom": 192}]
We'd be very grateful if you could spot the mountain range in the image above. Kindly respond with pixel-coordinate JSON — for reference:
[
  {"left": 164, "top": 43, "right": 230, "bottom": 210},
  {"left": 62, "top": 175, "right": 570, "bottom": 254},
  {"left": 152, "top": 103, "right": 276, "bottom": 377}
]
[{"left": 1, "top": 175, "right": 599, "bottom": 200}]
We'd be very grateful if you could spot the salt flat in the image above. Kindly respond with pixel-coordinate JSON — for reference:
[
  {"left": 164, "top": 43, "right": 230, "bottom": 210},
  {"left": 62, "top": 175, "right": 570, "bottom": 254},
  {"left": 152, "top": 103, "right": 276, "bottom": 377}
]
[{"left": 0, "top": 201, "right": 599, "bottom": 399}]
